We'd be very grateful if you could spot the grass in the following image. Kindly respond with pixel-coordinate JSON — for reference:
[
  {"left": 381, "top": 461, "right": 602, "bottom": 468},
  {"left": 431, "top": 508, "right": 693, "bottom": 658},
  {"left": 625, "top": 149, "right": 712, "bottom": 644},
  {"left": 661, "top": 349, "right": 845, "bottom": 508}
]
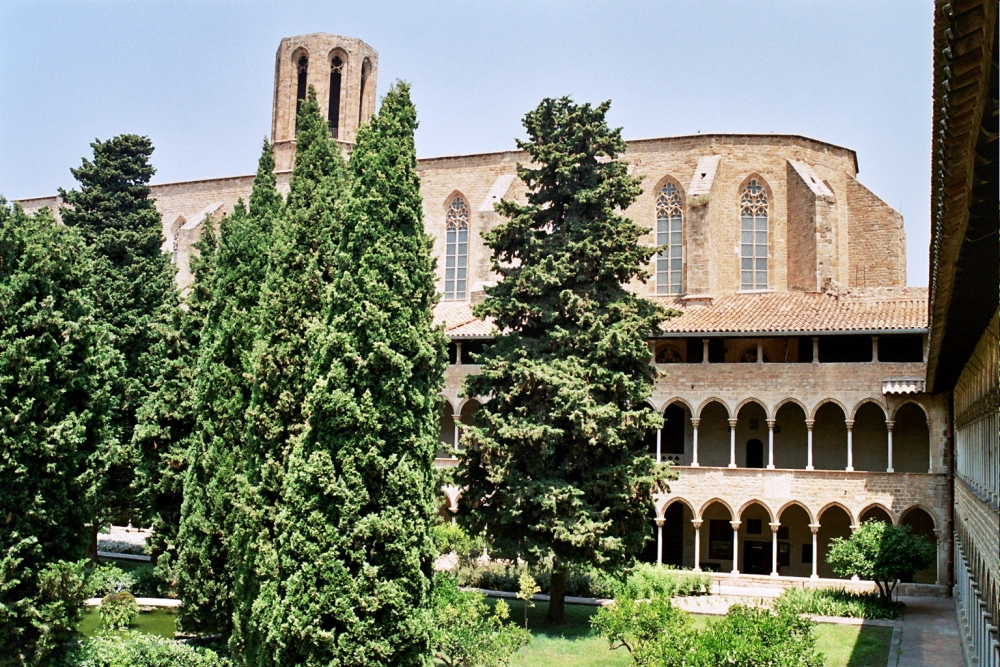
[
  {"left": 78, "top": 606, "right": 177, "bottom": 639},
  {"left": 484, "top": 599, "right": 891, "bottom": 667}
]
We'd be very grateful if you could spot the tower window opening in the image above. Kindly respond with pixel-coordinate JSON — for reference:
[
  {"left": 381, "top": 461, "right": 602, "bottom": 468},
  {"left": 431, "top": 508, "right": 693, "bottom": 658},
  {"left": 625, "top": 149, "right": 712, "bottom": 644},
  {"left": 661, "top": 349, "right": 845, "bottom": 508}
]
[
  {"left": 329, "top": 55, "right": 344, "bottom": 138},
  {"left": 740, "top": 179, "right": 768, "bottom": 291},
  {"left": 359, "top": 58, "right": 372, "bottom": 126},
  {"left": 444, "top": 197, "right": 470, "bottom": 301},
  {"left": 295, "top": 54, "right": 308, "bottom": 131},
  {"left": 655, "top": 182, "right": 683, "bottom": 295}
]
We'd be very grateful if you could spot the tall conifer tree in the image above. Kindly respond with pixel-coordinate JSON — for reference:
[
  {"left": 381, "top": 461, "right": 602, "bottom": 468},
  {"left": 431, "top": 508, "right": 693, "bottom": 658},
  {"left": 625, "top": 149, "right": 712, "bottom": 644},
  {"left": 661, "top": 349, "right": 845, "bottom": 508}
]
[
  {"left": 59, "top": 135, "right": 177, "bottom": 551},
  {"left": 0, "top": 201, "right": 107, "bottom": 664},
  {"left": 232, "top": 91, "right": 348, "bottom": 664},
  {"left": 269, "top": 81, "right": 446, "bottom": 666},
  {"left": 456, "top": 98, "right": 675, "bottom": 622},
  {"left": 133, "top": 219, "right": 216, "bottom": 592},
  {"left": 176, "top": 140, "right": 280, "bottom": 638}
]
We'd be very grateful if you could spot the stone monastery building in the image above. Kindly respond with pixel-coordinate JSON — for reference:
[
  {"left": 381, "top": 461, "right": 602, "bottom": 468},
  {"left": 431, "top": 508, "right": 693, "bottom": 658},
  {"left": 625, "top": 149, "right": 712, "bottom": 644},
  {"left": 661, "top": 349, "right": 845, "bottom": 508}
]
[{"left": 21, "top": 33, "right": 950, "bottom": 590}]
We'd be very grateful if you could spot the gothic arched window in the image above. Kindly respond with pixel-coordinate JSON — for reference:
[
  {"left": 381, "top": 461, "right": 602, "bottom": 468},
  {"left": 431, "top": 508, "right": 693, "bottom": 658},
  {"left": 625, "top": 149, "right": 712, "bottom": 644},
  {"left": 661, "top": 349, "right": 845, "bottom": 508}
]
[
  {"left": 328, "top": 53, "right": 345, "bottom": 138},
  {"left": 444, "top": 197, "right": 470, "bottom": 301},
  {"left": 655, "top": 182, "right": 683, "bottom": 295},
  {"left": 740, "top": 179, "right": 769, "bottom": 290},
  {"left": 359, "top": 58, "right": 372, "bottom": 125},
  {"left": 295, "top": 54, "right": 309, "bottom": 130}
]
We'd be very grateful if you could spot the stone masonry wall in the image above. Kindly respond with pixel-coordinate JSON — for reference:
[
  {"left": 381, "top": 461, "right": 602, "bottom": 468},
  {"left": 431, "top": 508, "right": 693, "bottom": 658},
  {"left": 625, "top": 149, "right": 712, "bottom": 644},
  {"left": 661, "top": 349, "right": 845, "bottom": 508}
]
[{"left": 847, "top": 176, "right": 906, "bottom": 287}]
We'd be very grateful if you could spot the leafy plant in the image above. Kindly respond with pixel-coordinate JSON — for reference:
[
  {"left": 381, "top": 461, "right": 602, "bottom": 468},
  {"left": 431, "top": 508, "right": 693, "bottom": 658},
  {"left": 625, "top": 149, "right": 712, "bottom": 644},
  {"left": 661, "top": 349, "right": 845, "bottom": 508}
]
[
  {"left": 772, "top": 586, "right": 902, "bottom": 620},
  {"left": 56, "top": 631, "right": 232, "bottom": 666},
  {"left": 432, "top": 521, "right": 484, "bottom": 560},
  {"left": 592, "top": 594, "right": 697, "bottom": 667},
  {"left": 100, "top": 591, "right": 139, "bottom": 630},
  {"left": 431, "top": 573, "right": 530, "bottom": 667},
  {"left": 825, "top": 520, "right": 936, "bottom": 603},
  {"left": 621, "top": 564, "right": 712, "bottom": 599}
]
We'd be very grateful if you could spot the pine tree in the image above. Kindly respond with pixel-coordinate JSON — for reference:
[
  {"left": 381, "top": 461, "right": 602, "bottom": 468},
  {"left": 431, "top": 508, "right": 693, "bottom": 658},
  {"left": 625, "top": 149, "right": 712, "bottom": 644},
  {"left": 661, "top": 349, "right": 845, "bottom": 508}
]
[
  {"left": 268, "top": 81, "right": 447, "bottom": 666},
  {"left": 456, "top": 98, "right": 675, "bottom": 623},
  {"left": 175, "top": 140, "right": 280, "bottom": 638},
  {"left": 0, "top": 200, "right": 107, "bottom": 664},
  {"left": 59, "top": 135, "right": 177, "bottom": 552},
  {"left": 133, "top": 218, "right": 216, "bottom": 593},
  {"left": 231, "top": 90, "right": 348, "bottom": 664}
]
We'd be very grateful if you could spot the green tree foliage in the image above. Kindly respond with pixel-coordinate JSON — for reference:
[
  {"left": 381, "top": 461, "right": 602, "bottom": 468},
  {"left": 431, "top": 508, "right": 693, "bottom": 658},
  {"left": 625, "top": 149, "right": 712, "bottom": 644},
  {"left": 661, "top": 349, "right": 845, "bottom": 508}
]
[
  {"left": 268, "top": 81, "right": 447, "bottom": 665},
  {"left": 134, "top": 218, "right": 216, "bottom": 592},
  {"left": 57, "top": 631, "right": 232, "bottom": 667},
  {"left": 231, "top": 89, "right": 348, "bottom": 663},
  {"left": 431, "top": 574, "right": 529, "bottom": 667},
  {"left": 826, "top": 519, "right": 936, "bottom": 603},
  {"left": 0, "top": 201, "right": 103, "bottom": 665},
  {"left": 456, "top": 97, "right": 676, "bottom": 622},
  {"left": 176, "top": 140, "right": 281, "bottom": 638},
  {"left": 59, "top": 135, "right": 178, "bottom": 547}
]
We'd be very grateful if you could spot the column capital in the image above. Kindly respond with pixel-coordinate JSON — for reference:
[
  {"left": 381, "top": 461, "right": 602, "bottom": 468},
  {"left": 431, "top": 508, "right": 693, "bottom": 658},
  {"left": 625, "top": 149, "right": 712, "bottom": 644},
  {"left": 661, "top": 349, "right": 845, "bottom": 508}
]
[
  {"left": 691, "top": 519, "right": 703, "bottom": 529},
  {"left": 768, "top": 522, "right": 781, "bottom": 531},
  {"left": 809, "top": 523, "right": 820, "bottom": 534},
  {"left": 845, "top": 419, "right": 854, "bottom": 429},
  {"left": 885, "top": 420, "right": 895, "bottom": 431},
  {"left": 849, "top": 524, "right": 860, "bottom": 532},
  {"left": 654, "top": 518, "right": 665, "bottom": 527},
  {"left": 730, "top": 520, "right": 742, "bottom": 530},
  {"left": 805, "top": 419, "right": 815, "bottom": 429},
  {"left": 766, "top": 419, "right": 776, "bottom": 428},
  {"left": 728, "top": 419, "right": 739, "bottom": 428},
  {"left": 690, "top": 418, "right": 700, "bottom": 428}
]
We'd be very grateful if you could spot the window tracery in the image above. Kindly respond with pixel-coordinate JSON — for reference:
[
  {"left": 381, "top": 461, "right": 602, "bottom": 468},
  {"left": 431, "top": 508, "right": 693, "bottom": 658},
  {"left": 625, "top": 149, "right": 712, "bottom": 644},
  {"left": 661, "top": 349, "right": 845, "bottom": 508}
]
[
  {"left": 295, "top": 54, "right": 308, "bottom": 130},
  {"left": 444, "top": 197, "right": 470, "bottom": 301},
  {"left": 328, "top": 53, "right": 344, "bottom": 138},
  {"left": 740, "top": 180, "right": 768, "bottom": 290},
  {"left": 655, "top": 182, "right": 683, "bottom": 295}
]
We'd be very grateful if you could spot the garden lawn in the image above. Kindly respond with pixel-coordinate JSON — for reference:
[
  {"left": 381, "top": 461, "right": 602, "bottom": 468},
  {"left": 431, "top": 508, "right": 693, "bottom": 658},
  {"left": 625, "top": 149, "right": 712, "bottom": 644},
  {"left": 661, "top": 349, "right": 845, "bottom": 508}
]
[
  {"left": 486, "top": 600, "right": 892, "bottom": 667},
  {"left": 78, "top": 607, "right": 177, "bottom": 639}
]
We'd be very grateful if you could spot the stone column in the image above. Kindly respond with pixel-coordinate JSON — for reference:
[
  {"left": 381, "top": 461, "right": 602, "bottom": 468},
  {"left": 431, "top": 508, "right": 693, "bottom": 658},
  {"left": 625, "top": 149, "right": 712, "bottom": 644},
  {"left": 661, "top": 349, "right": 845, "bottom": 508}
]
[
  {"left": 766, "top": 419, "right": 776, "bottom": 469},
  {"left": 871, "top": 336, "right": 879, "bottom": 363},
  {"left": 845, "top": 419, "right": 855, "bottom": 472},
  {"left": 455, "top": 341, "right": 463, "bottom": 367},
  {"left": 453, "top": 419, "right": 460, "bottom": 455},
  {"left": 886, "top": 420, "right": 895, "bottom": 473},
  {"left": 809, "top": 524, "right": 820, "bottom": 579},
  {"left": 812, "top": 337, "right": 820, "bottom": 364},
  {"left": 730, "top": 520, "right": 741, "bottom": 575},
  {"left": 805, "top": 419, "right": 815, "bottom": 470},
  {"left": 692, "top": 519, "right": 703, "bottom": 571},
  {"left": 655, "top": 517, "right": 664, "bottom": 566},
  {"left": 757, "top": 340, "right": 764, "bottom": 365},
  {"left": 769, "top": 522, "right": 781, "bottom": 577},
  {"left": 728, "top": 419, "right": 738, "bottom": 468},
  {"left": 656, "top": 428, "right": 662, "bottom": 464},
  {"left": 690, "top": 419, "right": 700, "bottom": 467},
  {"left": 702, "top": 339, "right": 710, "bottom": 364},
  {"left": 936, "top": 529, "right": 948, "bottom": 586}
]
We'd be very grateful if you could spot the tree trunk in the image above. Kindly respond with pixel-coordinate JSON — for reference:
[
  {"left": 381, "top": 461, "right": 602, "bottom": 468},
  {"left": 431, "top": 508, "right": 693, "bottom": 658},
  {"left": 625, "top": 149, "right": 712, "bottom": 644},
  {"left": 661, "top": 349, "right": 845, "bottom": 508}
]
[
  {"left": 85, "top": 521, "right": 99, "bottom": 563},
  {"left": 547, "top": 567, "right": 566, "bottom": 624}
]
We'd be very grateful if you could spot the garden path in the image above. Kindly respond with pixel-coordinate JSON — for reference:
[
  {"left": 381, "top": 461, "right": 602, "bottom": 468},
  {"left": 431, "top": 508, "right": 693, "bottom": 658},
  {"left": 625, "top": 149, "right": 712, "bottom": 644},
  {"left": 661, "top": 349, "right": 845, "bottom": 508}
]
[{"left": 895, "top": 596, "right": 963, "bottom": 667}]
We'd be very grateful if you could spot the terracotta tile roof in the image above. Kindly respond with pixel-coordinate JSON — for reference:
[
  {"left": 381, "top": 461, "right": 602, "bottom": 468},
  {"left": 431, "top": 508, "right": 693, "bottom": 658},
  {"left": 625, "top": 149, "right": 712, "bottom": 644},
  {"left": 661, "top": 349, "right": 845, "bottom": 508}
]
[
  {"left": 433, "top": 289, "right": 929, "bottom": 339},
  {"left": 651, "top": 291, "right": 928, "bottom": 334}
]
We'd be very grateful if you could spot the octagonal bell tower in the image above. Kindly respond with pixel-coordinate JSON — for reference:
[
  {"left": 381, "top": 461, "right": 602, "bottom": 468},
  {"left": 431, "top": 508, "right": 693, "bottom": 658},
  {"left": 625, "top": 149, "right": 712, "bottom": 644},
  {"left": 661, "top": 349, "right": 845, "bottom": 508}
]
[{"left": 271, "top": 33, "right": 378, "bottom": 170}]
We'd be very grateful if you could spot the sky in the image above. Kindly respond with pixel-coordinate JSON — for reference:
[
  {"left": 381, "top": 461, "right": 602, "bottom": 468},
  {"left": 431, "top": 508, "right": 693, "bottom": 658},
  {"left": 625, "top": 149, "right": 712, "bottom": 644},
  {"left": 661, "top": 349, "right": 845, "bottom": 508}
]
[{"left": 0, "top": 1, "right": 934, "bottom": 285}]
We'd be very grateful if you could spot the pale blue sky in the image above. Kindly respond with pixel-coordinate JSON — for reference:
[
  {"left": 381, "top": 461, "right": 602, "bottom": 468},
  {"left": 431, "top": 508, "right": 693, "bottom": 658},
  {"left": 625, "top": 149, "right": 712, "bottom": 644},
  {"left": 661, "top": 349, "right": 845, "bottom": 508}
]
[{"left": 0, "top": 1, "right": 933, "bottom": 284}]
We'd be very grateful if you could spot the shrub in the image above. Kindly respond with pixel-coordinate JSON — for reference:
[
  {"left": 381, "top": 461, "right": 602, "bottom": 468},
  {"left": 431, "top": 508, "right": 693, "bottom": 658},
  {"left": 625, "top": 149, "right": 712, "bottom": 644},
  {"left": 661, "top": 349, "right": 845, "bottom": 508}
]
[
  {"left": 56, "top": 631, "right": 232, "bottom": 666},
  {"left": 592, "top": 594, "right": 698, "bottom": 666},
  {"left": 826, "top": 520, "right": 936, "bottom": 603},
  {"left": 431, "top": 521, "right": 484, "bottom": 560},
  {"left": 453, "top": 560, "right": 625, "bottom": 599},
  {"left": 96, "top": 537, "right": 148, "bottom": 556},
  {"left": 100, "top": 591, "right": 139, "bottom": 630},
  {"left": 431, "top": 573, "right": 530, "bottom": 667},
  {"left": 772, "top": 586, "right": 902, "bottom": 620},
  {"left": 622, "top": 564, "right": 712, "bottom": 599},
  {"left": 87, "top": 563, "right": 161, "bottom": 598}
]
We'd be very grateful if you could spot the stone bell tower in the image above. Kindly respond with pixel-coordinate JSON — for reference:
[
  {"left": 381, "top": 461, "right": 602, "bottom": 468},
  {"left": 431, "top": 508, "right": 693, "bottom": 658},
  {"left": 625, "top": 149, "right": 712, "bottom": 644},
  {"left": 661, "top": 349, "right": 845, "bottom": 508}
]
[{"left": 271, "top": 33, "right": 378, "bottom": 170}]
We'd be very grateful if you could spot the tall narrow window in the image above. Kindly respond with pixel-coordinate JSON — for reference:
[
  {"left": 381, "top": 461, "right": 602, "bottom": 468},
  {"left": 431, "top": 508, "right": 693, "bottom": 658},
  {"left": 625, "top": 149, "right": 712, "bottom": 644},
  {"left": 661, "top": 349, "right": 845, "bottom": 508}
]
[
  {"left": 328, "top": 54, "right": 344, "bottom": 138},
  {"left": 740, "top": 180, "right": 768, "bottom": 290},
  {"left": 295, "top": 54, "right": 308, "bottom": 131},
  {"left": 359, "top": 58, "right": 372, "bottom": 125},
  {"left": 655, "top": 182, "right": 683, "bottom": 294},
  {"left": 444, "top": 197, "right": 469, "bottom": 300}
]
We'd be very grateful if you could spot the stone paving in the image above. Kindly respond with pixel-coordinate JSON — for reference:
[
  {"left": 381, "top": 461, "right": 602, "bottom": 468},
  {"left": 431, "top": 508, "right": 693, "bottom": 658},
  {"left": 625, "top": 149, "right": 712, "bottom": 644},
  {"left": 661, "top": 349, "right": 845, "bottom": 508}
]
[{"left": 896, "top": 596, "right": 964, "bottom": 667}]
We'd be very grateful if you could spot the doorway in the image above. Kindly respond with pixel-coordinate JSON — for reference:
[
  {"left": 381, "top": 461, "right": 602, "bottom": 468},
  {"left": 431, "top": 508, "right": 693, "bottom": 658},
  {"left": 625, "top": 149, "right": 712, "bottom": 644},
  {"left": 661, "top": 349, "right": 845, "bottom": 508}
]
[
  {"left": 746, "top": 438, "right": 764, "bottom": 468},
  {"left": 743, "top": 540, "right": 771, "bottom": 574}
]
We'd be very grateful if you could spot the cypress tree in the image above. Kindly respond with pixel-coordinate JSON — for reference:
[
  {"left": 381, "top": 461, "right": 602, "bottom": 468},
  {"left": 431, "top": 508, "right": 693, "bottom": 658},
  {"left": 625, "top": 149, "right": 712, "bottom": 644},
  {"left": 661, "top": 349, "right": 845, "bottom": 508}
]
[
  {"left": 59, "top": 135, "right": 177, "bottom": 551},
  {"left": 456, "top": 98, "right": 675, "bottom": 622},
  {"left": 133, "top": 219, "right": 216, "bottom": 592},
  {"left": 175, "top": 140, "right": 281, "bottom": 638},
  {"left": 232, "top": 90, "right": 348, "bottom": 664},
  {"left": 269, "top": 81, "right": 446, "bottom": 666},
  {"left": 0, "top": 200, "right": 106, "bottom": 664}
]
